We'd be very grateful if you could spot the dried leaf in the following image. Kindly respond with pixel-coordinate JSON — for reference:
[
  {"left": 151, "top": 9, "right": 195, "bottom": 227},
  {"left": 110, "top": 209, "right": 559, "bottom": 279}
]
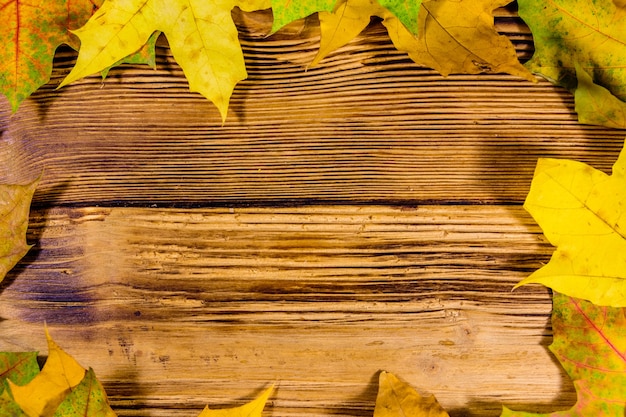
[
  {"left": 390, "top": 0, "right": 533, "bottom": 80},
  {"left": 197, "top": 385, "right": 274, "bottom": 417},
  {"left": 311, "top": 0, "right": 533, "bottom": 81},
  {"left": 0, "top": 178, "right": 39, "bottom": 283},
  {"left": 502, "top": 292, "right": 626, "bottom": 416},
  {"left": 9, "top": 328, "right": 85, "bottom": 417},
  {"left": 52, "top": 368, "right": 117, "bottom": 417},
  {"left": 0, "top": 0, "right": 103, "bottom": 111},
  {"left": 59, "top": 0, "right": 271, "bottom": 123},
  {"left": 518, "top": 0, "right": 626, "bottom": 128},
  {"left": 517, "top": 144, "right": 626, "bottom": 307},
  {"left": 374, "top": 371, "right": 449, "bottom": 417}
]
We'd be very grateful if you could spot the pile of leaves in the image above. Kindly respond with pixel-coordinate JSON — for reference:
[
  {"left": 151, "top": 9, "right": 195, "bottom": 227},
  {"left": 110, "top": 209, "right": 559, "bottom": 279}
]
[{"left": 2, "top": 0, "right": 626, "bottom": 416}]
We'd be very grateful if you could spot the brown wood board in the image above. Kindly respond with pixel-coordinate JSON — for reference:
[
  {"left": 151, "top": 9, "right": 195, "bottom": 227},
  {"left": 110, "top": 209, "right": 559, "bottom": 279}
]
[
  {"left": 0, "top": 6, "right": 622, "bottom": 417},
  {"left": 2, "top": 206, "right": 569, "bottom": 416}
]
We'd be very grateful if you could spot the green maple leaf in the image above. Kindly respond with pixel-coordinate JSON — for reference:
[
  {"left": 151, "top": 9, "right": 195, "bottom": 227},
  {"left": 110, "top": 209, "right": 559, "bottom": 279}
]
[
  {"left": 0, "top": 0, "right": 104, "bottom": 112},
  {"left": 0, "top": 179, "right": 38, "bottom": 284},
  {"left": 269, "top": 0, "right": 421, "bottom": 35},
  {"left": 8, "top": 328, "right": 86, "bottom": 417},
  {"left": 59, "top": 0, "right": 272, "bottom": 123},
  {"left": 270, "top": 0, "right": 337, "bottom": 33},
  {"left": 377, "top": 0, "right": 421, "bottom": 34},
  {"left": 517, "top": 144, "right": 626, "bottom": 307},
  {"left": 502, "top": 292, "right": 626, "bottom": 416},
  {"left": 0, "top": 330, "right": 274, "bottom": 417},
  {"left": 0, "top": 352, "right": 39, "bottom": 390},
  {"left": 0, "top": 390, "right": 28, "bottom": 417},
  {"left": 52, "top": 368, "right": 116, "bottom": 417},
  {"left": 272, "top": 0, "right": 422, "bottom": 43},
  {"left": 518, "top": 0, "right": 626, "bottom": 128},
  {"left": 573, "top": 64, "right": 626, "bottom": 129},
  {"left": 0, "top": 352, "right": 39, "bottom": 415}
]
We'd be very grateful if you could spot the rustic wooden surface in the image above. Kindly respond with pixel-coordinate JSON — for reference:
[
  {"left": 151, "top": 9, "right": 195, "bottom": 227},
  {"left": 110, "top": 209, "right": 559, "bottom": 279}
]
[{"left": 0, "top": 6, "right": 623, "bottom": 417}]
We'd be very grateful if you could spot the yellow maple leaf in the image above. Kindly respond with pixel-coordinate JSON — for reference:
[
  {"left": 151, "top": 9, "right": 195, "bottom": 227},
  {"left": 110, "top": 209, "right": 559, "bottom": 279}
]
[
  {"left": 374, "top": 371, "right": 449, "bottom": 417},
  {"left": 197, "top": 385, "right": 274, "bottom": 417},
  {"left": 312, "top": 0, "right": 533, "bottom": 81},
  {"left": 8, "top": 328, "right": 86, "bottom": 417},
  {"left": 59, "top": 0, "right": 271, "bottom": 123},
  {"left": 517, "top": 144, "right": 626, "bottom": 307}
]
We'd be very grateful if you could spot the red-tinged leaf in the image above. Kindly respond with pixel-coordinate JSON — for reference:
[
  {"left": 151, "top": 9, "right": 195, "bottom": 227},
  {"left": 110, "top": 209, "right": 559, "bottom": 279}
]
[
  {"left": 52, "top": 368, "right": 116, "bottom": 417},
  {"left": 502, "top": 292, "right": 626, "bottom": 416},
  {"left": 0, "top": 0, "right": 103, "bottom": 111},
  {"left": 0, "top": 352, "right": 39, "bottom": 388}
]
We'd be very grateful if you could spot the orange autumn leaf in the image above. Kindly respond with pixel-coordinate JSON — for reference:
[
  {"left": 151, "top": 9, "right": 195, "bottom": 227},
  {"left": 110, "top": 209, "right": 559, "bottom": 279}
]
[{"left": 0, "top": 0, "right": 103, "bottom": 111}]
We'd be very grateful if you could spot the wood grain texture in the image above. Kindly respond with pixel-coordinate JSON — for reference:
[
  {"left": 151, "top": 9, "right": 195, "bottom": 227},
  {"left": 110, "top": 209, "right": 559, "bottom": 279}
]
[
  {"left": 1, "top": 206, "right": 571, "bottom": 417},
  {"left": 0, "top": 6, "right": 618, "bottom": 417},
  {"left": 1, "top": 9, "right": 623, "bottom": 206}
]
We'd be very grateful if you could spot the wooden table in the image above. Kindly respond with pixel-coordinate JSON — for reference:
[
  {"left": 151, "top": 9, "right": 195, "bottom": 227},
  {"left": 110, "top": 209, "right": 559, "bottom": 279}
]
[{"left": 1, "top": 7, "right": 623, "bottom": 417}]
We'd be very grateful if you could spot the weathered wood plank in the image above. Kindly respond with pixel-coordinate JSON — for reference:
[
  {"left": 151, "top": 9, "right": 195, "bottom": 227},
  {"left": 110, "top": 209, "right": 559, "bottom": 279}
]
[
  {"left": 0, "top": 206, "right": 574, "bottom": 416},
  {"left": 1, "top": 11, "right": 623, "bottom": 206},
  {"left": 0, "top": 7, "right": 615, "bottom": 417}
]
